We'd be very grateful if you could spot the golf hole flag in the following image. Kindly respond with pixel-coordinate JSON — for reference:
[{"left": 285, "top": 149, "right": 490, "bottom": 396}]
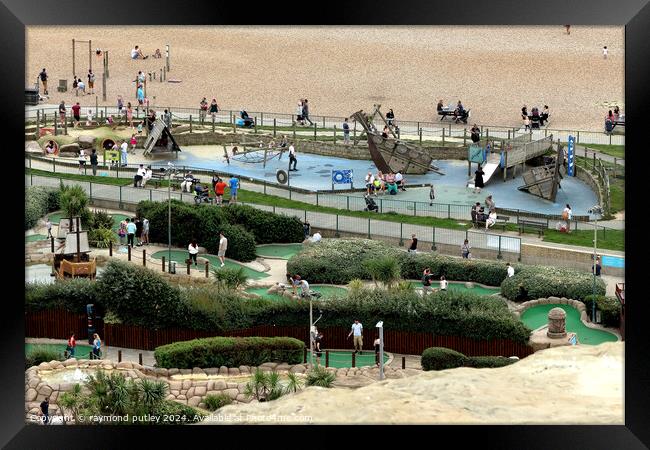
[{"left": 567, "top": 135, "right": 575, "bottom": 177}]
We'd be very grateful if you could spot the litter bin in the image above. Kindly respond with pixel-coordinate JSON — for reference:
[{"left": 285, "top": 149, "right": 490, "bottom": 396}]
[
  {"left": 25, "top": 87, "right": 39, "bottom": 106},
  {"left": 169, "top": 260, "right": 176, "bottom": 274}
]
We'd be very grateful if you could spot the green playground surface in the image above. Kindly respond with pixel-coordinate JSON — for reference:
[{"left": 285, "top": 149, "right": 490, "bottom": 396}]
[
  {"left": 47, "top": 211, "right": 130, "bottom": 233},
  {"left": 408, "top": 280, "right": 501, "bottom": 296},
  {"left": 313, "top": 350, "right": 389, "bottom": 369},
  {"left": 26, "top": 234, "right": 47, "bottom": 242},
  {"left": 255, "top": 243, "right": 304, "bottom": 259},
  {"left": 245, "top": 285, "right": 348, "bottom": 299},
  {"left": 520, "top": 304, "right": 618, "bottom": 345},
  {"left": 151, "top": 250, "right": 269, "bottom": 280},
  {"left": 26, "top": 343, "right": 94, "bottom": 359}
]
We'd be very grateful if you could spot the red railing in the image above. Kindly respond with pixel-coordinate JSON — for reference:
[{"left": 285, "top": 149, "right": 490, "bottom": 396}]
[{"left": 26, "top": 309, "right": 535, "bottom": 358}]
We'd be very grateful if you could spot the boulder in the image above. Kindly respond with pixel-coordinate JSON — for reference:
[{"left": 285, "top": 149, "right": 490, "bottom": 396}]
[
  {"left": 226, "top": 382, "right": 238, "bottom": 389},
  {"left": 228, "top": 368, "right": 240, "bottom": 376},
  {"left": 236, "top": 394, "right": 251, "bottom": 403},
  {"left": 547, "top": 296, "right": 561, "bottom": 304},
  {"left": 26, "top": 388, "right": 37, "bottom": 402},
  {"left": 38, "top": 362, "right": 52, "bottom": 370},
  {"left": 182, "top": 380, "right": 192, "bottom": 390},
  {"left": 238, "top": 366, "right": 250, "bottom": 375},
  {"left": 186, "top": 387, "right": 195, "bottom": 398},
  {"left": 213, "top": 380, "right": 227, "bottom": 390},
  {"left": 171, "top": 390, "right": 180, "bottom": 396},
  {"left": 155, "top": 368, "right": 169, "bottom": 377},
  {"left": 165, "top": 394, "right": 176, "bottom": 400},
  {"left": 196, "top": 257, "right": 210, "bottom": 265},
  {"left": 116, "top": 362, "right": 132, "bottom": 370},
  {"left": 204, "top": 368, "right": 219, "bottom": 375},
  {"left": 259, "top": 362, "right": 278, "bottom": 369},
  {"left": 218, "top": 366, "right": 229, "bottom": 375},
  {"left": 168, "top": 368, "right": 179, "bottom": 375},
  {"left": 224, "top": 389, "right": 239, "bottom": 400},
  {"left": 192, "top": 367, "right": 206, "bottom": 376},
  {"left": 77, "top": 135, "right": 95, "bottom": 149},
  {"left": 179, "top": 369, "right": 192, "bottom": 375},
  {"left": 25, "top": 141, "right": 43, "bottom": 154},
  {"left": 290, "top": 365, "right": 306, "bottom": 374},
  {"left": 59, "top": 143, "right": 81, "bottom": 155},
  {"left": 194, "top": 386, "right": 207, "bottom": 396}
]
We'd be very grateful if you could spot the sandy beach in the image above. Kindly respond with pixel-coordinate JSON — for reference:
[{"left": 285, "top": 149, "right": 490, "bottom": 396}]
[{"left": 26, "top": 26, "right": 623, "bottom": 131}]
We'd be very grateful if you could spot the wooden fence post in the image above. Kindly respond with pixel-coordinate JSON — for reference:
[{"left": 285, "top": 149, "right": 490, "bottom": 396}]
[
  {"left": 142, "top": 249, "right": 146, "bottom": 266},
  {"left": 139, "top": 353, "right": 143, "bottom": 366},
  {"left": 273, "top": 118, "right": 277, "bottom": 137},
  {"left": 325, "top": 350, "right": 329, "bottom": 368},
  {"left": 128, "top": 245, "right": 131, "bottom": 261},
  {"left": 402, "top": 356, "right": 406, "bottom": 369},
  {"left": 118, "top": 350, "right": 122, "bottom": 362},
  {"left": 162, "top": 256, "right": 166, "bottom": 272},
  {"left": 187, "top": 262, "right": 191, "bottom": 275},
  {"left": 303, "top": 347, "right": 307, "bottom": 363},
  {"left": 205, "top": 261, "right": 209, "bottom": 278},
  {"left": 109, "top": 241, "right": 112, "bottom": 256},
  {"left": 351, "top": 352, "right": 356, "bottom": 368},
  {"left": 189, "top": 115, "right": 192, "bottom": 133}
]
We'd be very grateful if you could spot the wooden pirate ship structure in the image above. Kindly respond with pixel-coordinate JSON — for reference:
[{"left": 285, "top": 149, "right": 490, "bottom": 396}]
[
  {"left": 53, "top": 216, "right": 96, "bottom": 280},
  {"left": 517, "top": 142, "right": 564, "bottom": 202},
  {"left": 143, "top": 117, "right": 181, "bottom": 157},
  {"left": 222, "top": 135, "right": 287, "bottom": 168},
  {"left": 351, "top": 105, "right": 435, "bottom": 175}
]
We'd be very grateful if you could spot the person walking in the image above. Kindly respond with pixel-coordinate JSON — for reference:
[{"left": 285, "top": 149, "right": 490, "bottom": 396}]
[
  {"left": 461, "top": 239, "right": 471, "bottom": 259},
  {"left": 117, "top": 95, "right": 124, "bottom": 121},
  {"left": 348, "top": 319, "right": 363, "bottom": 354},
  {"left": 209, "top": 98, "right": 219, "bottom": 120},
  {"left": 303, "top": 220, "right": 311, "bottom": 240},
  {"left": 474, "top": 164, "right": 485, "bottom": 194},
  {"left": 66, "top": 332, "right": 76, "bottom": 359},
  {"left": 314, "top": 331, "right": 324, "bottom": 364},
  {"left": 188, "top": 239, "right": 199, "bottom": 267},
  {"left": 199, "top": 97, "right": 208, "bottom": 125},
  {"left": 386, "top": 108, "right": 395, "bottom": 126},
  {"left": 218, "top": 232, "right": 228, "bottom": 267},
  {"left": 126, "top": 218, "right": 136, "bottom": 247},
  {"left": 130, "top": 134, "right": 137, "bottom": 154},
  {"left": 39, "top": 397, "right": 50, "bottom": 425},
  {"left": 408, "top": 234, "right": 418, "bottom": 254},
  {"left": 71, "top": 102, "right": 81, "bottom": 127},
  {"left": 92, "top": 333, "right": 102, "bottom": 359},
  {"left": 562, "top": 204, "right": 572, "bottom": 233},
  {"left": 78, "top": 148, "right": 86, "bottom": 174},
  {"left": 228, "top": 176, "right": 239, "bottom": 203},
  {"left": 58, "top": 100, "right": 66, "bottom": 127},
  {"left": 429, "top": 184, "right": 436, "bottom": 206},
  {"left": 374, "top": 337, "right": 381, "bottom": 366},
  {"left": 120, "top": 140, "right": 128, "bottom": 167},
  {"left": 506, "top": 262, "right": 515, "bottom": 278},
  {"left": 39, "top": 68, "right": 48, "bottom": 95},
  {"left": 87, "top": 69, "right": 95, "bottom": 94},
  {"left": 288, "top": 143, "right": 298, "bottom": 171},
  {"left": 126, "top": 102, "right": 134, "bottom": 129},
  {"left": 603, "top": 46, "right": 608, "bottom": 59},
  {"left": 118, "top": 218, "right": 127, "bottom": 246},
  {"left": 302, "top": 99, "right": 314, "bottom": 126},
  {"left": 343, "top": 118, "right": 350, "bottom": 144},
  {"left": 90, "top": 149, "right": 98, "bottom": 176},
  {"left": 45, "top": 217, "right": 53, "bottom": 239},
  {"left": 439, "top": 275, "right": 448, "bottom": 291},
  {"left": 134, "top": 217, "right": 143, "bottom": 246},
  {"left": 422, "top": 268, "right": 433, "bottom": 296},
  {"left": 141, "top": 217, "right": 149, "bottom": 245},
  {"left": 215, "top": 177, "right": 227, "bottom": 205}
]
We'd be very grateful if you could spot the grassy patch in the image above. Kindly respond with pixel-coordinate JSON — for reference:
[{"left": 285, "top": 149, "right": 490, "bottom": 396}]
[
  {"left": 609, "top": 179, "right": 625, "bottom": 214},
  {"left": 542, "top": 228, "right": 624, "bottom": 252},
  {"left": 580, "top": 143, "right": 625, "bottom": 159},
  {"left": 26, "top": 168, "right": 132, "bottom": 186}
]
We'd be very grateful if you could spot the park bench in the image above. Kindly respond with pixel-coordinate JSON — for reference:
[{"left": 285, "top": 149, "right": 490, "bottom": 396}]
[
  {"left": 438, "top": 108, "right": 471, "bottom": 124},
  {"left": 518, "top": 218, "right": 546, "bottom": 237},
  {"left": 171, "top": 174, "right": 200, "bottom": 191},
  {"left": 149, "top": 171, "right": 167, "bottom": 188},
  {"left": 475, "top": 215, "right": 510, "bottom": 231}
]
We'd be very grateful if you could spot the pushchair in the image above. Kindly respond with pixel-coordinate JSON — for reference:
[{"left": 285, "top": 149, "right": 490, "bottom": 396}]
[
  {"left": 194, "top": 188, "right": 212, "bottom": 204},
  {"left": 238, "top": 110, "right": 254, "bottom": 128},
  {"left": 364, "top": 194, "right": 379, "bottom": 212},
  {"left": 605, "top": 119, "right": 614, "bottom": 134}
]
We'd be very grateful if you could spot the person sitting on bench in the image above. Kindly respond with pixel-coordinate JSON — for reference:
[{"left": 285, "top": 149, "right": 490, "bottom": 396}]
[
  {"left": 454, "top": 100, "right": 464, "bottom": 120},
  {"left": 134, "top": 164, "right": 146, "bottom": 187},
  {"left": 437, "top": 99, "right": 444, "bottom": 113},
  {"left": 485, "top": 208, "right": 497, "bottom": 230},
  {"left": 181, "top": 172, "right": 195, "bottom": 193},
  {"left": 142, "top": 166, "right": 153, "bottom": 188},
  {"left": 131, "top": 45, "right": 148, "bottom": 59},
  {"left": 471, "top": 202, "right": 481, "bottom": 225}
]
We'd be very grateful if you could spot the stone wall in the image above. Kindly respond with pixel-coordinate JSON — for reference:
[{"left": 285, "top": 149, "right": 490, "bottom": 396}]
[
  {"left": 25, "top": 358, "right": 414, "bottom": 423},
  {"left": 574, "top": 166, "right": 605, "bottom": 213}
]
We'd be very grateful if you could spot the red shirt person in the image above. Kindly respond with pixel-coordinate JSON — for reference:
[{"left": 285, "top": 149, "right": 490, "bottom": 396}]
[
  {"left": 66, "top": 332, "right": 76, "bottom": 358},
  {"left": 215, "top": 179, "right": 227, "bottom": 205},
  {"left": 71, "top": 103, "right": 81, "bottom": 124}
]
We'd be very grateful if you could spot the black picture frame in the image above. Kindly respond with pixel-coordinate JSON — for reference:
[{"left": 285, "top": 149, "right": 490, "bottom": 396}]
[{"left": 5, "top": 0, "right": 648, "bottom": 447}]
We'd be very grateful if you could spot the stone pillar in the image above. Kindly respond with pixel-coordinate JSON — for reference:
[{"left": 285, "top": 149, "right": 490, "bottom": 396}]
[{"left": 547, "top": 307, "right": 567, "bottom": 339}]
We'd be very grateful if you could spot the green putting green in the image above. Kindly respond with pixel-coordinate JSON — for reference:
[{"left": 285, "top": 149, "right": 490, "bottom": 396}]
[
  {"left": 25, "top": 234, "right": 47, "bottom": 242},
  {"left": 408, "top": 280, "right": 501, "bottom": 296},
  {"left": 245, "top": 285, "right": 348, "bottom": 299},
  {"left": 151, "top": 250, "right": 269, "bottom": 279},
  {"left": 520, "top": 304, "right": 618, "bottom": 345},
  {"left": 47, "top": 211, "right": 130, "bottom": 232},
  {"left": 313, "top": 350, "right": 389, "bottom": 369},
  {"left": 255, "top": 243, "right": 304, "bottom": 259},
  {"left": 26, "top": 343, "right": 94, "bottom": 359}
]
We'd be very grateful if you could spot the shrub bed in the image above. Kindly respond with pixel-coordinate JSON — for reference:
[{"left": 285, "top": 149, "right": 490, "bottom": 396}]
[
  {"left": 582, "top": 295, "right": 621, "bottom": 327},
  {"left": 154, "top": 337, "right": 304, "bottom": 369},
  {"left": 136, "top": 201, "right": 303, "bottom": 262},
  {"left": 421, "top": 347, "right": 518, "bottom": 371},
  {"left": 25, "top": 186, "right": 58, "bottom": 230},
  {"left": 500, "top": 266, "right": 606, "bottom": 301},
  {"left": 25, "top": 278, "right": 100, "bottom": 313}
]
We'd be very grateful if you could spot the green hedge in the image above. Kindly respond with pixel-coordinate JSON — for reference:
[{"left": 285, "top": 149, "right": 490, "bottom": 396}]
[
  {"left": 500, "top": 266, "right": 606, "bottom": 301},
  {"left": 287, "top": 238, "right": 605, "bottom": 301},
  {"left": 582, "top": 295, "right": 621, "bottom": 327},
  {"left": 221, "top": 204, "right": 304, "bottom": 244},
  {"left": 26, "top": 186, "right": 58, "bottom": 230},
  {"left": 154, "top": 337, "right": 304, "bottom": 369},
  {"left": 287, "top": 238, "right": 514, "bottom": 286},
  {"left": 25, "top": 278, "right": 101, "bottom": 313},
  {"left": 422, "top": 347, "right": 518, "bottom": 371},
  {"left": 96, "top": 260, "right": 183, "bottom": 329}
]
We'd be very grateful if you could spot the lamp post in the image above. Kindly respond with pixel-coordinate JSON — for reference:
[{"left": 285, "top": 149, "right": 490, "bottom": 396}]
[
  {"left": 589, "top": 205, "right": 602, "bottom": 322},
  {"left": 376, "top": 321, "right": 384, "bottom": 380},
  {"left": 167, "top": 162, "right": 175, "bottom": 272}
]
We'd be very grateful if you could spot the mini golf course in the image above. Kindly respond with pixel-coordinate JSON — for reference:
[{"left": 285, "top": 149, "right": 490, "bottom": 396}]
[
  {"left": 245, "top": 285, "right": 348, "bottom": 299},
  {"left": 47, "top": 211, "right": 130, "bottom": 233},
  {"left": 25, "top": 234, "right": 47, "bottom": 242},
  {"left": 408, "top": 280, "right": 501, "bottom": 296},
  {"left": 520, "top": 304, "right": 618, "bottom": 345},
  {"left": 26, "top": 343, "right": 94, "bottom": 359},
  {"left": 151, "top": 250, "right": 269, "bottom": 279},
  {"left": 312, "top": 350, "right": 389, "bottom": 369},
  {"left": 255, "top": 243, "right": 304, "bottom": 259}
]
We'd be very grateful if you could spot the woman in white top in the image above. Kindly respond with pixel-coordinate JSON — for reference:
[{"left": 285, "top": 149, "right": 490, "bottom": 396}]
[
  {"left": 562, "top": 204, "right": 572, "bottom": 233},
  {"left": 78, "top": 149, "right": 86, "bottom": 173},
  {"left": 439, "top": 276, "right": 448, "bottom": 291},
  {"left": 188, "top": 239, "right": 199, "bottom": 267},
  {"left": 142, "top": 167, "right": 153, "bottom": 188},
  {"left": 486, "top": 209, "right": 497, "bottom": 230}
]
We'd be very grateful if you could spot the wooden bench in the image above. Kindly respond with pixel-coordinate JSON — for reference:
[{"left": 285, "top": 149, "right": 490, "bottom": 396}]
[
  {"left": 518, "top": 219, "right": 546, "bottom": 237},
  {"left": 172, "top": 175, "right": 200, "bottom": 191},
  {"left": 149, "top": 171, "right": 167, "bottom": 188},
  {"left": 475, "top": 215, "right": 510, "bottom": 231}
]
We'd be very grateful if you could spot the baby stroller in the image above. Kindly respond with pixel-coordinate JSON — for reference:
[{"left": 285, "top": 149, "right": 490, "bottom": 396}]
[
  {"left": 194, "top": 187, "right": 212, "bottom": 205},
  {"left": 238, "top": 110, "right": 254, "bottom": 128},
  {"left": 364, "top": 194, "right": 379, "bottom": 212},
  {"left": 605, "top": 119, "right": 614, "bottom": 134}
]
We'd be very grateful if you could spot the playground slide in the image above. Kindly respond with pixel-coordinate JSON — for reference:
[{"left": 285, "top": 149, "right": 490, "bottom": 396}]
[{"left": 467, "top": 154, "right": 501, "bottom": 189}]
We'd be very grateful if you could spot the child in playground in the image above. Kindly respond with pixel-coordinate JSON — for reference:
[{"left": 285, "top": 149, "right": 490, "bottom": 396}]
[
  {"left": 130, "top": 134, "right": 137, "bottom": 154},
  {"left": 86, "top": 109, "right": 93, "bottom": 126},
  {"left": 153, "top": 48, "right": 162, "bottom": 59}
]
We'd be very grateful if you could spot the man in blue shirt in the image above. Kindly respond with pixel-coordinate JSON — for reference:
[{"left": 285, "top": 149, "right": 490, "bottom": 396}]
[
  {"left": 229, "top": 176, "right": 239, "bottom": 204},
  {"left": 126, "top": 218, "right": 137, "bottom": 247},
  {"left": 343, "top": 118, "right": 350, "bottom": 144}
]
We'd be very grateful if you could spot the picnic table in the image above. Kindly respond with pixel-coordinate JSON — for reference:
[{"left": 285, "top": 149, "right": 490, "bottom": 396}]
[{"left": 438, "top": 107, "right": 470, "bottom": 124}]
